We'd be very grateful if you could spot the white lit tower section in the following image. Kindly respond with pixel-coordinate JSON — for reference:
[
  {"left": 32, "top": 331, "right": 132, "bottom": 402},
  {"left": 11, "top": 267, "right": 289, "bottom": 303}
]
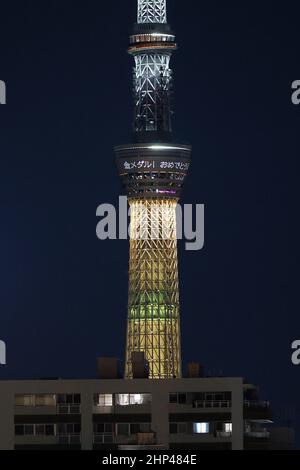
[
  {"left": 138, "top": 0, "right": 167, "bottom": 24},
  {"left": 115, "top": 0, "right": 191, "bottom": 379}
]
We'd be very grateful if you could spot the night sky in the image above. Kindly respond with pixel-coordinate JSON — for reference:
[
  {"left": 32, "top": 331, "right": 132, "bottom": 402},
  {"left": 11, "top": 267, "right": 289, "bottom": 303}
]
[{"left": 0, "top": 0, "right": 300, "bottom": 447}]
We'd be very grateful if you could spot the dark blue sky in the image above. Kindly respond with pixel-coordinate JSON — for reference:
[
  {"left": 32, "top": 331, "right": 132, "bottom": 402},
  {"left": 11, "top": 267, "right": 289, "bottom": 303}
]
[{"left": 0, "top": 0, "right": 299, "bottom": 446}]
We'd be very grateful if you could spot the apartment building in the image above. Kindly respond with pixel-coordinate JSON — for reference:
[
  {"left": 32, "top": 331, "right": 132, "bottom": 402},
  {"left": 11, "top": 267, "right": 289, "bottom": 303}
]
[{"left": 0, "top": 376, "right": 288, "bottom": 450}]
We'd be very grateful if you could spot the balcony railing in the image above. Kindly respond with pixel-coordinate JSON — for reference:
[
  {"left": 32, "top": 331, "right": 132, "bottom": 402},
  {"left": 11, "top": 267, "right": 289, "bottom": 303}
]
[
  {"left": 57, "top": 433, "right": 81, "bottom": 445},
  {"left": 244, "top": 431, "right": 270, "bottom": 438},
  {"left": 93, "top": 433, "right": 114, "bottom": 444},
  {"left": 216, "top": 431, "right": 232, "bottom": 438},
  {"left": 56, "top": 404, "right": 81, "bottom": 414},
  {"left": 93, "top": 432, "right": 156, "bottom": 446},
  {"left": 244, "top": 401, "right": 270, "bottom": 408},
  {"left": 194, "top": 400, "right": 232, "bottom": 409}
]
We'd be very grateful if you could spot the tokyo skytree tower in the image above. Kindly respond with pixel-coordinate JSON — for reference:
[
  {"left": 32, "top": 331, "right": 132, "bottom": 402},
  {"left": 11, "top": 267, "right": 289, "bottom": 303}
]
[{"left": 115, "top": 0, "right": 191, "bottom": 379}]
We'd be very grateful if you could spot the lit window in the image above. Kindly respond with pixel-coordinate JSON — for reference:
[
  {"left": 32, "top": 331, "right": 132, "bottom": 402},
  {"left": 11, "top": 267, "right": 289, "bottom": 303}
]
[
  {"left": 15, "top": 395, "right": 35, "bottom": 407},
  {"left": 116, "top": 394, "right": 151, "bottom": 406},
  {"left": 97, "top": 394, "right": 113, "bottom": 407},
  {"left": 193, "top": 422, "right": 209, "bottom": 434},
  {"left": 130, "top": 394, "right": 144, "bottom": 405},
  {"left": 35, "top": 394, "right": 56, "bottom": 407},
  {"left": 15, "top": 394, "right": 56, "bottom": 407},
  {"left": 225, "top": 423, "right": 232, "bottom": 433},
  {"left": 116, "top": 394, "right": 130, "bottom": 406}
]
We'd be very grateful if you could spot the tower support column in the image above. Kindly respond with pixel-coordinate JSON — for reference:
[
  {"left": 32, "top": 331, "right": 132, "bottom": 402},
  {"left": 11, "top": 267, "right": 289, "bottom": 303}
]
[{"left": 125, "top": 199, "right": 181, "bottom": 379}]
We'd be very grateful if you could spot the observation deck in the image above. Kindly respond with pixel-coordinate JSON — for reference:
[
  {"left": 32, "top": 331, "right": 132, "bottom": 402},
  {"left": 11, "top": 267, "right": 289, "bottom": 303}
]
[
  {"left": 115, "top": 143, "right": 191, "bottom": 199},
  {"left": 128, "top": 33, "right": 177, "bottom": 55}
]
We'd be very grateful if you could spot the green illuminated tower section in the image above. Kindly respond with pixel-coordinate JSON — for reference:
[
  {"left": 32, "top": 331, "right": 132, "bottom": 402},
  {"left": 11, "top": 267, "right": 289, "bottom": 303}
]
[{"left": 115, "top": 0, "right": 191, "bottom": 379}]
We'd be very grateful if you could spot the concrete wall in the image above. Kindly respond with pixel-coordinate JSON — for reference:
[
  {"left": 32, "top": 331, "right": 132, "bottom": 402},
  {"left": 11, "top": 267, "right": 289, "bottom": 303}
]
[{"left": 0, "top": 383, "right": 15, "bottom": 450}]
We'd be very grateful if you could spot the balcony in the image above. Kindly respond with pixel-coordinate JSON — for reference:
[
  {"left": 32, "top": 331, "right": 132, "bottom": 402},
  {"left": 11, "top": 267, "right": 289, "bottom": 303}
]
[
  {"left": 57, "top": 404, "right": 81, "bottom": 415},
  {"left": 15, "top": 433, "right": 81, "bottom": 447},
  {"left": 93, "top": 432, "right": 158, "bottom": 447},
  {"left": 194, "top": 401, "right": 232, "bottom": 409},
  {"left": 15, "top": 404, "right": 81, "bottom": 415},
  {"left": 245, "top": 430, "right": 270, "bottom": 439},
  {"left": 244, "top": 429, "right": 271, "bottom": 449},
  {"left": 244, "top": 401, "right": 272, "bottom": 420},
  {"left": 169, "top": 432, "right": 232, "bottom": 444},
  {"left": 216, "top": 431, "right": 232, "bottom": 438},
  {"left": 93, "top": 433, "right": 114, "bottom": 445},
  {"left": 117, "top": 433, "right": 166, "bottom": 451},
  {"left": 57, "top": 433, "right": 81, "bottom": 445},
  {"left": 244, "top": 400, "right": 270, "bottom": 408},
  {"left": 14, "top": 405, "right": 57, "bottom": 416},
  {"left": 14, "top": 394, "right": 81, "bottom": 416},
  {"left": 93, "top": 393, "right": 152, "bottom": 414}
]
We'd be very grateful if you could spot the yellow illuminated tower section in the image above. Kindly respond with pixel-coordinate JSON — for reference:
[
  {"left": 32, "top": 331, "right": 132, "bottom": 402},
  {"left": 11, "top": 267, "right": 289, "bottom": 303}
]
[{"left": 115, "top": 0, "right": 191, "bottom": 379}]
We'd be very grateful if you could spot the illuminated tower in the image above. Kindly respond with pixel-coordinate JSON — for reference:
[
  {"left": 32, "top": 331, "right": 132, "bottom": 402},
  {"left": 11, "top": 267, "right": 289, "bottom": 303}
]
[{"left": 115, "top": 0, "right": 191, "bottom": 379}]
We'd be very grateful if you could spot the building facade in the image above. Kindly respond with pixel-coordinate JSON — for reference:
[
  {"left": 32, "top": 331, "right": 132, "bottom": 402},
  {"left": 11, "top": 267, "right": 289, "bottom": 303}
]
[{"left": 0, "top": 377, "right": 284, "bottom": 451}]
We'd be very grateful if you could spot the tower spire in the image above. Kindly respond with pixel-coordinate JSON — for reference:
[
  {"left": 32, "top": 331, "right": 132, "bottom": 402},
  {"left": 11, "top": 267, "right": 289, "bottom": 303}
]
[
  {"left": 115, "top": 0, "right": 191, "bottom": 379},
  {"left": 130, "top": 0, "right": 175, "bottom": 142}
]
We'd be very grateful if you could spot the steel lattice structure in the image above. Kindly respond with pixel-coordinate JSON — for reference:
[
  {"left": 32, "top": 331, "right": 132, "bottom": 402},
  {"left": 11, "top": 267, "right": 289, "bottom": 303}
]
[
  {"left": 115, "top": 0, "right": 191, "bottom": 379},
  {"left": 126, "top": 199, "right": 181, "bottom": 379},
  {"left": 138, "top": 0, "right": 167, "bottom": 24},
  {"left": 133, "top": 53, "right": 172, "bottom": 134},
  {"left": 129, "top": 0, "right": 176, "bottom": 138}
]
